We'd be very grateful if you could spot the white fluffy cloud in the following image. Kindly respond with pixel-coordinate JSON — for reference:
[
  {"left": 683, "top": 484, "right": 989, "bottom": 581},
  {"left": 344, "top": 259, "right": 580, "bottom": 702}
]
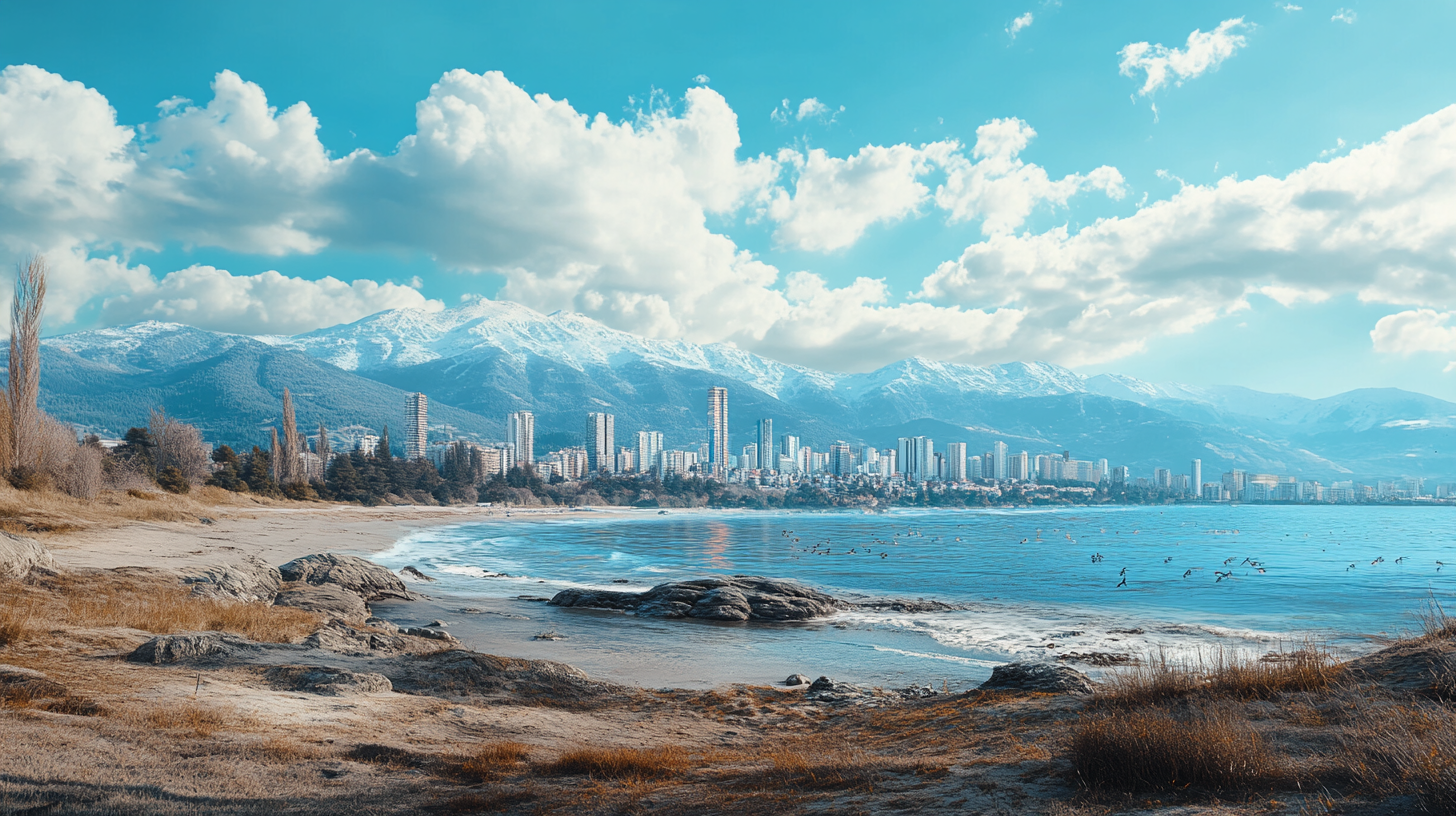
[
  {"left": 101, "top": 266, "right": 440, "bottom": 335},
  {"left": 766, "top": 119, "right": 1124, "bottom": 251},
  {"left": 920, "top": 105, "right": 1456, "bottom": 365},
  {"left": 1332, "top": 8, "right": 1356, "bottom": 24},
  {"left": 1119, "top": 18, "right": 1249, "bottom": 96}
]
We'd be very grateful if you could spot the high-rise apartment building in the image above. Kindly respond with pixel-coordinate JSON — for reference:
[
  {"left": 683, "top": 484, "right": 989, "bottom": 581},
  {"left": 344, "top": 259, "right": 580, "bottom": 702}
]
[
  {"left": 1096, "top": 459, "right": 1109, "bottom": 482},
  {"left": 1010, "top": 451, "right": 1029, "bottom": 481},
  {"left": 829, "top": 442, "right": 853, "bottom": 476},
  {"left": 992, "top": 441, "right": 1009, "bottom": 481},
  {"left": 757, "top": 419, "right": 774, "bottom": 474},
  {"left": 1112, "top": 465, "right": 1130, "bottom": 485},
  {"left": 899, "top": 436, "right": 934, "bottom": 481},
  {"left": 707, "top": 387, "right": 729, "bottom": 478},
  {"left": 780, "top": 435, "right": 800, "bottom": 473},
  {"left": 1191, "top": 459, "right": 1202, "bottom": 495},
  {"left": 740, "top": 443, "right": 759, "bottom": 470},
  {"left": 636, "top": 430, "right": 663, "bottom": 474},
  {"left": 1154, "top": 468, "right": 1171, "bottom": 489},
  {"left": 585, "top": 412, "right": 615, "bottom": 474},
  {"left": 946, "top": 442, "right": 967, "bottom": 481},
  {"left": 969, "top": 455, "right": 982, "bottom": 480},
  {"left": 507, "top": 411, "right": 535, "bottom": 465},
  {"left": 404, "top": 392, "right": 428, "bottom": 460},
  {"left": 615, "top": 446, "right": 634, "bottom": 473}
]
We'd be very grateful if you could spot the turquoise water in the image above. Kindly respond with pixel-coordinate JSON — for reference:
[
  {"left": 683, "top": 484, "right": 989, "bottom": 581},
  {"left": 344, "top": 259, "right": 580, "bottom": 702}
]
[{"left": 368, "top": 505, "right": 1456, "bottom": 689}]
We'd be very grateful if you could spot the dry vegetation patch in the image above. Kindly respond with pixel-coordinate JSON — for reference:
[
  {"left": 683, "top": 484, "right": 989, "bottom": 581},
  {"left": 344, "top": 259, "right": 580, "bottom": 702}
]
[
  {"left": 545, "top": 745, "right": 695, "bottom": 780},
  {"left": 1097, "top": 647, "right": 1341, "bottom": 707},
  {"left": 1070, "top": 705, "right": 1285, "bottom": 792},
  {"left": 3, "top": 571, "right": 319, "bottom": 644}
]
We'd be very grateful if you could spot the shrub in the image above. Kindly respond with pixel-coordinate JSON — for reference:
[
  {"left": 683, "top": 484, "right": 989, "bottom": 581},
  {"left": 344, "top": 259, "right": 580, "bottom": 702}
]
[
  {"left": 1098, "top": 646, "right": 1339, "bottom": 706},
  {"left": 156, "top": 466, "right": 191, "bottom": 494},
  {"left": 1070, "top": 706, "right": 1283, "bottom": 792}
]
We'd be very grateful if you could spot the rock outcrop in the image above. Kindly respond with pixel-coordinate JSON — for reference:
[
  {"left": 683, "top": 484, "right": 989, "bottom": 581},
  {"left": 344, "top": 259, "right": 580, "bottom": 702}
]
[
  {"left": 977, "top": 662, "right": 1094, "bottom": 694},
  {"left": 273, "top": 583, "right": 369, "bottom": 621},
  {"left": 278, "top": 553, "right": 411, "bottom": 602},
  {"left": 264, "top": 665, "right": 393, "bottom": 696},
  {"left": 550, "top": 576, "right": 848, "bottom": 622},
  {"left": 127, "top": 632, "right": 260, "bottom": 664},
  {"left": 1346, "top": 638, "right": 1456, "bottom": 694},
  {"left": 385, "top": 649, "right": 617, "bottom": 707},
  {"left": 177, "top": 556, "right": 281, "bottom": 603},
  {"left": 302, "top": 621, "right": 411, "bottom": 655},
  {"left": 0, "top": 532, "right": 55, "bottom": 581}
]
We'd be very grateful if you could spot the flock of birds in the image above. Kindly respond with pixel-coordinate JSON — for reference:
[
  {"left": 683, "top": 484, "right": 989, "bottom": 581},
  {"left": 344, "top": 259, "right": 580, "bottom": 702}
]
[{"left": 771, "top": 520, "right": 1450, "bottom": 589}]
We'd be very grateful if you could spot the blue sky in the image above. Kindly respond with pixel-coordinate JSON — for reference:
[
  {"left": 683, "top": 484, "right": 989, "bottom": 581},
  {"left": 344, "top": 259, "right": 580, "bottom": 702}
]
[{"left": 3, "top": 1, "right": 1456, "bottom": 399}]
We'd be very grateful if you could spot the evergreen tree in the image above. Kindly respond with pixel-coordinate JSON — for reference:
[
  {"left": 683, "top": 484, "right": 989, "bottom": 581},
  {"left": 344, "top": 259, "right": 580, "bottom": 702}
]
[
  {"left": 243, "top": 446, "right": 280, "bottom": 497},
  {"left": 206, "top": 444, "right": 247, "bottom": 492}
]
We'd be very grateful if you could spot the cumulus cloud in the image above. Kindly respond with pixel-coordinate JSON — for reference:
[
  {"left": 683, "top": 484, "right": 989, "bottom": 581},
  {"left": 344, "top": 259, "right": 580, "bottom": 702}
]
[
  {"left": 919, "top": 105, "right": 1456, "bottom": 365},
  {"left": 1370, "top": 309, "right": 1456, "bottom": 357},
  {"left": 934, "top": 118, "right": 1125, "bottom": 235},
  {"left": 1332, "top": 8, "right": 1356, "bottom": 23},
  {"left": 1006, "top": 12, "right": 1034, "bottom": 38},
  {"left": 1119, "top": 18, "right": 1249, "bottom": 96},
  {"left": 101, "top": 266, "right": 442, "bottom": 335},
  {"left": 766, "top": 119, "right": 1124, "bottom": 251},
  {"left": 766, "top": 143, "right": 952, "bottom": 252}
]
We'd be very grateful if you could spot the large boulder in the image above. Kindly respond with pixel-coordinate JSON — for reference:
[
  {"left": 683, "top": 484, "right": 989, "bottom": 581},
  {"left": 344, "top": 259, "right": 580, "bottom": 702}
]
[
  {"left": 978, "top": 662, "right": 1094, "bottom": 694},
  {"left": 550, "top": 576, "right": 847, "bottom": 622},
  {"left": 264, "top": 665, "right": 392, "bottom": 696},
  {"left": 302, "top": 621, "right": 411, "bottom": 655},
  {"left": 0, "top": 532, "right": 55, "bottom": 581},
  {"left": 127, "top": 632, "right": 260, "bottom": 664},
  {"left": 177, "top": 556, "right": 281, "bottom": 604},
  {"left": 278, "top": 554, "right": 410, "bottom": 602},
  {"left": 273, "top": 583, "right": 369, "bottom": 621}
]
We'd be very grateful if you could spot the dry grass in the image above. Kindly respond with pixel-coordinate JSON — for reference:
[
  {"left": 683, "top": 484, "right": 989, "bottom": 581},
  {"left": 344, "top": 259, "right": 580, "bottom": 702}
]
[
  {"left": 1098, "top": 646, "right": 1340, "bottom": 706},
  {"left": 111, "top": 702, "right": 260, "bottom": 737},
  {"left": 545, "top": 745, "right": 695, "bottom": 780},
  {"left": 1344, "top": 701, "right": 1456, "bottom": 812},
  {"left": 1070, "top": 705, "right": 1285, "bottom": 792},
  {"left": 457, "top": 741, "right": 531, "bottom": 781},
  {"left": 0, "top": 482, "right": 299, "bottom": 538},
  {"left": 2, "top": 571, "right": 320, "bottom": 644}
]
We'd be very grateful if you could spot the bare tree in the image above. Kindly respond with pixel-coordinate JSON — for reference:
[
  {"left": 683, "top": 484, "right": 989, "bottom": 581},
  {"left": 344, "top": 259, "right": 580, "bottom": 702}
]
[
  {"left": 148, "top": 408, "right": 210, "bottom": 484},
  {"left": 7, "top": 255, "right": 46, "bottom": 477},
  {"left": 316, "top": 420, "right": 331, "bottom": 462},
  {"left": 280, "top": 388, "right": 302, "bottom": 483},
  {"left": 269, "top": 426, "right": 281, "bottom": 483}
]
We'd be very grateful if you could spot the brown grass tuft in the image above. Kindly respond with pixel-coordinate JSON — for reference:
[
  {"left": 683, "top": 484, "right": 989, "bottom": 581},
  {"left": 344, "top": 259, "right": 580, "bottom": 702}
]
[
  {"left": 457, "top": 741, "right": 531, "bottom": 781},
  {"left": 1070, "top": 706, "right": 1284, "bottom": 792},
  {"left": 0, "top": 595, "right": 34, "bottom": 647},
  {"left": 1098, "top": 646, "right": 1340, "bottom": 706},
  {"left": 545, "top": 745, "right": 693, "bottom": 780},
  {"left": 6, "top": 571, "right": 319, "bottom": 643}
]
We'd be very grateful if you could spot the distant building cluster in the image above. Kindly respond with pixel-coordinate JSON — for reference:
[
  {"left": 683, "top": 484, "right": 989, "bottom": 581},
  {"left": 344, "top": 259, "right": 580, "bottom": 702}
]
[{"left": 318, "top": 389, "right": 1447, "bottom": 504}]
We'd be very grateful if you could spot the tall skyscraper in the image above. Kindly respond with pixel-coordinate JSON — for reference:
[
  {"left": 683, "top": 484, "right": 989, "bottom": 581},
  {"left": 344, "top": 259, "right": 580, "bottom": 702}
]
[
  {"left": 740, "top": 443, "right": 759, "bottom": 470},
  {"left": 899, "top": 436, "right": 934, "bottom": 481},
  {"left": 1154, "top": 467, "right": 1171, "bottom": 489},
  {"left": 992, "top": 441, "right": 1009, "bottom": 480},
  {"left": 707, "top": 387, "right": 729, "bottom": 478},
  {"left": 757, "top": 418, "right": 774, "bottom": 474},
  {"left": 829, "top": 442, "right": 853, "bottom": 475},
  {"left": 636, "top": 430, "right": 663, "bottom": 474},
  {"left": 404, "top": 392, "right": 428, "bottom": 460},
  {"left": 585, "top": 413, "right": 615, "bottom": 474},
  {"left": 507, "top": 411, "right": 535, "bottom": 465},
  {"left": 946, "top": 442, "right": 967, "bottom": 481},
  {"left": 1191, "top": 459, "right": 1203, "bottom": 494},
  {"left": 1010, "top": 451, "right": 1029, "bottom": 481}
]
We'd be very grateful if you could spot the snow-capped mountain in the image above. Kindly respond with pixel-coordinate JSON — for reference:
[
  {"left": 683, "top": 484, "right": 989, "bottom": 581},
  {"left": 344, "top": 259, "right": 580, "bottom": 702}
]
[{"left": 33, "top": 299, "right": 1456, "bottom": 481}]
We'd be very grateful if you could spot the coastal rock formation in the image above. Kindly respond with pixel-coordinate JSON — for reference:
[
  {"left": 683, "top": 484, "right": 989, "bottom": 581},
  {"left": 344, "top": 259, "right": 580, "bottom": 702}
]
[
  {"left": 784, "top": 673, "right": 811, "bottom": 686},
  {"left": 549, "top": 576, "right": 847, "bottom": 621},
  {"left": 385, "top": 649, "right": 616, "bottom": 707},
  {"left": 0, "top": 532, "right": 55, "bottom": 581},
  {"left": 978, "top": 662, "right": 1094, "bottom": 694},
  {"left": 400, "top": 566, "right": 435, "bottom": 583},
  {"left": 264, "top": 665, "right": 393, "bottom": 696},
  {"left": 273, "top": 583, "right": 369, "bottom": 621},
  {"left": 279, "top": 553, "right": 411, "bottom": 602},
  {"left": 303, "top": 621, "right": 411, "bottom": 655},
  {"left": 127, "top": 632, "right": 260, "bottom": 664},
  {"left": 178, "top": 556, "right": 281, "bottom": 603}
]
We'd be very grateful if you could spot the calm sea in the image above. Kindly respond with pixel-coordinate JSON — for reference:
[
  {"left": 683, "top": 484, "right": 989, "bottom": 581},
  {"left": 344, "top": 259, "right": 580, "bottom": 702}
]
[{"left": 366, "top": 505, "right": 1456, "bottom": 690}]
